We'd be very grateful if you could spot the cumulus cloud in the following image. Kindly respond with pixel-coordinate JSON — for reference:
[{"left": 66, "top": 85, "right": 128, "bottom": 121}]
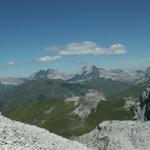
[
  {"left": 39, "top": 41, "right": 127, "bottom": 63},
  {"left": 44, "top": 41, "right": 127, "bottom": 56},
  {"left": 59, "top": 41, "right": 126, "bottom": 56},
  {"left": 37, "top": 56, "right": 61, "bottom": 63}
]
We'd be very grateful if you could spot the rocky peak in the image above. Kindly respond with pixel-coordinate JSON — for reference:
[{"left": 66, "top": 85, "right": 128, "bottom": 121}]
[
  {"left": 69, "top": 65, "right": 100, "bottom": 82},
  {"left": 29, "top": 68, "right": 68, "bottom": 80},
  {"left": 81, "top": 65, "right": 99, "bottom": 74}
]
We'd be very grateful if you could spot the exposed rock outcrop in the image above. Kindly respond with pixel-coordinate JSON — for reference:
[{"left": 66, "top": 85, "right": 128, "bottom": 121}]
[
  {"left": 133, "top": 85, "right": 150, "bottom": 121},
  {"left": 0, "top": 113, "right": 91, "bottom": 150},
  {"left": 65, "top": 90, "right": 106, "bottom": 120},
  {"left": 123, "top": 97, "right": 137, "bottom": 111},
  {"left": 76, "top": 121, "right": 150, "bottom": 150},
  {"left": 75, "top": 87, "right": 150, "bottom": 150}
]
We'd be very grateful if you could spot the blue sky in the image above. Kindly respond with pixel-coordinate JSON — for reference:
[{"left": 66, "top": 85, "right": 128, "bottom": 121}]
[{"left": 0, "top": 0, "right": 150, "bottom": 77}]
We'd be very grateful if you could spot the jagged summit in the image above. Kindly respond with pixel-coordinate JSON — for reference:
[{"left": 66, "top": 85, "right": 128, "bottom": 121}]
[
  {"left": 29, "top": 68, "right": 69, "bottom": 80},
  {"left": 80, "top": 65, "right": 98, "bottom": 74},
  {"left": 69, "top": 65, "right": 100, "bottom": 82},
  {"left": 69, "top": 65, "right": 145, "bottom": 82},
  {"left": 0, "top": 65, "right": 148, "bottom": 86},
  {"left": 0, "top": 113, "right": 90, "bottom": 150}
]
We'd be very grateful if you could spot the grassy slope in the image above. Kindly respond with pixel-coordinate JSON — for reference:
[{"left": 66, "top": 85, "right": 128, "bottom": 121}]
[
  {"left": 81, "top": 78, "right": 132, "bottom": 97},
  {"left": 0, "top": 79, "right": 86, "bottom": 102},
  {"left": 0, "top": 78, "right": 132, "bottom": 103},
  {"left": 2, "top": 98, "right": 133, "bottom": 138},
  {"left": 0, "top": 78, "right": 134, "bottom": 137},
  {"left": 2, "top": 99, "right": 81, "bottom": 137}
]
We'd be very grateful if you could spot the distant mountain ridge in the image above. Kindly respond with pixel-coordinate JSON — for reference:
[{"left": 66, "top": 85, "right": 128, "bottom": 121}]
[
  {"left": 0, "top": 65, "right": 150, "bottom": 86},
  {"left": 29, "top": 65, "right": 147, "bottom": 83},
  {"left": 29, "top": 69, "right": 71, "bottom": 80},
  {"left": 0, "top": 77, "right": 25, "bottom": 86}
]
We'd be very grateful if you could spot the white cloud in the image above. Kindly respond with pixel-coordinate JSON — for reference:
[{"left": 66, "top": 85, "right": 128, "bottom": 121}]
[
  {"left": 44, "top": 41, "right": 127, "bottom": 56},
  {"left": 58, "top": 41, "right": 126, "bottom": 56},
  {"left": 110, "top": 44, "right": 126, "bottom": 55},
  {"left": 38, "top": 56, "right": 61, "bottom": 63},
  {"left": 8, "top": 61, "right": 15, "bottom": 65},
  {"left": 39, "top": 41, "right": 127, "bottom": 63}
]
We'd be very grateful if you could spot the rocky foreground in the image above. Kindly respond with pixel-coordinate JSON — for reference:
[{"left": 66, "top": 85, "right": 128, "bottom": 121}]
[
  {"left": 77, "top": 120, "right": 150, "bottom": 150},
  {"left": 0, "top": 113, "right": 90, "bottom": 150},
  {"left": 1, "top": 86, "right": 150, "bottom": 150},
  {"left": 1, "top": 112, "right": 150, "bottom": 150}
]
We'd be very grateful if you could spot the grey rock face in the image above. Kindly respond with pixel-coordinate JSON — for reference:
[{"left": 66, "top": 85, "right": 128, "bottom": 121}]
[
  {"left": 1, "top": 65, "right": 147, "bottom": 84},
  {"left": 133, "top": 85, "right": 150, "bottom": 121},
  {"left": 65, "top": 90, "right": 106, "bottom": 120},
  {"left": 72, "top": 90, "right": 106, "bottom": 120},
  {"left": 76, "top": 121, "right": 150, "bottom": 150},
  {"left": 69, "top": 65, "right": 100, "bottom": 82},
  {"left": 123, "top": 97, "right": 137, "bottom": 111},
  {"left": 29, "top": 69, "right": 69, "bottom": 80},
  {"left": 0, "top": 113, "right": 91, "bottom": 150},
  {"left": 69, "top": 65, "right": 146, "bottom": 83}
]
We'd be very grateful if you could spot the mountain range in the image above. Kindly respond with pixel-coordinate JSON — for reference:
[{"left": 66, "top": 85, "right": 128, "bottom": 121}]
[
  {"left": 0, "top": 65, "right": 149, "bottom": 86},
  {"left": 0, "top": 65, "right": 150, "bottom": 137}
]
